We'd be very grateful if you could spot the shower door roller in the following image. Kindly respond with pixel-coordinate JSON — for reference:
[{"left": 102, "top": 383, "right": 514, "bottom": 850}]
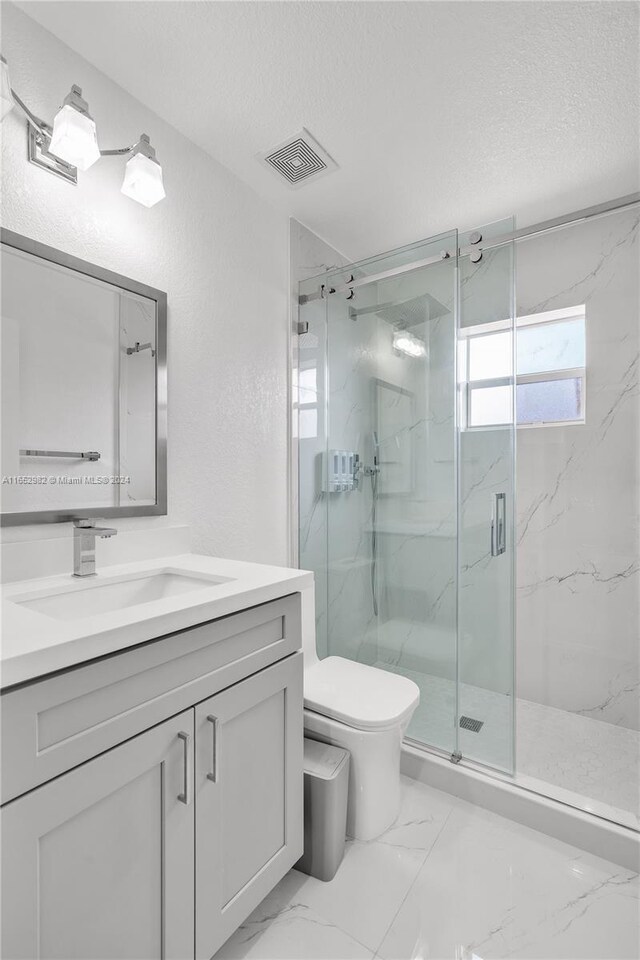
[{"left": 490, "top": 493, "right": 506, "bottom": 557}]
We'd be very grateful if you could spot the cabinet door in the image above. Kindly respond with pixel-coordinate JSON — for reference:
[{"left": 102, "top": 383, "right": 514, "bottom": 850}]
[
  {"left": 1, "top": 710, "right": 195, "bottom": 960},
  {"left": 195, "top": 652, "right": 303, "bottom": 959}
]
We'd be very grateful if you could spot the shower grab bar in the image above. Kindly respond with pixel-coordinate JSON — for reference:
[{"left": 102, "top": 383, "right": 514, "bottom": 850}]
[
  {"left": 20, "top": 449, "right": 101, "bottom": 461},
  {"left": 491, "top": 493, "right": 506, "bottom": 557}
]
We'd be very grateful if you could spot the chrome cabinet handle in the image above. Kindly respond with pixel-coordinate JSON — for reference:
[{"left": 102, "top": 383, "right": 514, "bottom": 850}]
[
  {"left": 206, "top": 715, "right": 218, "bottom": 782},
  {"left": 491, "top": 492, "right": 506, "bottom": 557},
  {"left": 177, "top": 731, "right": 191, "bottom": 805}
]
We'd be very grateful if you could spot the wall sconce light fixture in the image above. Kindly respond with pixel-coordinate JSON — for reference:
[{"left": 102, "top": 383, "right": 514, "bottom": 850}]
[{"left": 0, "top": 56, "right": 166, "bottom": 207}]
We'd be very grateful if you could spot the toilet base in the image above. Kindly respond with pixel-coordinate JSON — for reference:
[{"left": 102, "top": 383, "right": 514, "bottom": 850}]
[{"left": 303, "top": 708, "right": 405, "bottom": 841}]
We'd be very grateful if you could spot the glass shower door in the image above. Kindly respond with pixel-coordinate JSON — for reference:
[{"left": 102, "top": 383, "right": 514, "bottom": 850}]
[
  {"left": 323, "top": 232, "right": 460, "bottom": 755},
  {"left": 296, "top": 223, "right": 516, "bottom": 774},
  {"left": 457, "top": 220, "right": 516, "bottom": 773}
]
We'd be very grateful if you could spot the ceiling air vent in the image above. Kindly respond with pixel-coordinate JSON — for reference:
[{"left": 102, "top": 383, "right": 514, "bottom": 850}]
[{"left": 259, "top": 129, "right": 337, "bottom": 188}]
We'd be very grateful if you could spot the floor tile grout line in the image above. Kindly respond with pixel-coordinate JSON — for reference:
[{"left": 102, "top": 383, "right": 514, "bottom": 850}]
[{"left": 371, "top": 803, "right": 458, "bottom": 957}]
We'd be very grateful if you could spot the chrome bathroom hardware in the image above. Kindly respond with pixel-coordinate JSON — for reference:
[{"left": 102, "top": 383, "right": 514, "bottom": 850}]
[
  {"left": 298, "top": 193, "right": 640, "bottom": 305},
  {"left": 72, "top": 518, "right": 118, "bottom": 577},
  {"left": 177, "top": 731, "right": 192, "bottom": 805},
  {"left": 126, "top": 341, "right": 156, "bottom": 356},
  {"left": 206, "top": 715, "right": 218, "bottom": 783},
  {"left": 20, "top": 448, "right": 101, "bottom": 461},
  {"left": 491, "top": 492, "right": 507, "bottom": 557}
]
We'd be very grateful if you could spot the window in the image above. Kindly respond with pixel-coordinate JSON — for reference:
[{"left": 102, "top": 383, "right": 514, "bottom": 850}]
[
  {"left": 462, "top": 306, "right": 586, "bottom": 429},
  {"left": 293, "top": 364, "right": 318, "bottom": 439}
]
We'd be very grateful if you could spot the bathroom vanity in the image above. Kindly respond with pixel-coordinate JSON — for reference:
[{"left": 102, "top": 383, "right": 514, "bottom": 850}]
[
  {"left": 0, "top": 231, "right": 310, "bottom": 958},
  {"left": 1, "top": 553, "right": 312, "bottom": 960}
]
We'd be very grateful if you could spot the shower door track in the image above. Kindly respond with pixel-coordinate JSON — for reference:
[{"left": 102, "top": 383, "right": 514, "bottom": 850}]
[
  {"left": 298, "top": 191, "right": 640, "bottom": 304},
  {"left": 459, "top": 190, "right": 640, "bottom": 256}
]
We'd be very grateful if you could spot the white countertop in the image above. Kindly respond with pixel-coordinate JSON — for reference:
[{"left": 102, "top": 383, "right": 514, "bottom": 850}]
[{"left": 1, "top": 553, "right": 313, "bottom": 689}]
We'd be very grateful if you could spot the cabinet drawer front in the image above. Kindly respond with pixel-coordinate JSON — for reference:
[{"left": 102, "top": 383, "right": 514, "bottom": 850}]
[{"left": 1, "top": 594, "right": 301, "bottom": 804}]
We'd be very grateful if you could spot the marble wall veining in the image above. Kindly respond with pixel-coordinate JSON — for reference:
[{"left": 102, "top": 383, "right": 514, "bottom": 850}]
[{"left": 516, "top": 209, "right": 640, "bottom": 731}]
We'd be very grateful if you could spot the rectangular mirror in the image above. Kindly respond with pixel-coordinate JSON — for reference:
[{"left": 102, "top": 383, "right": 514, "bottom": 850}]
[{"left": 1, "top": 230, "right": 167, "bottom": 525}]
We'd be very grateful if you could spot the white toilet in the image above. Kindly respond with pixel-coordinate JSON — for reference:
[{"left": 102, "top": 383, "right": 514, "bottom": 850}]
[{"left": 301, "top": 596, "right": 420, "bottom": 841}]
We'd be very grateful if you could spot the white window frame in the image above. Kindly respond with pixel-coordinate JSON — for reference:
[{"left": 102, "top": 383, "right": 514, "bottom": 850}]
[
  {"left": 461, "top": 306, "right": 586, "bottom": 430},
  {"left": 294, "top": 360, "right": 321, "bottom": 440}
]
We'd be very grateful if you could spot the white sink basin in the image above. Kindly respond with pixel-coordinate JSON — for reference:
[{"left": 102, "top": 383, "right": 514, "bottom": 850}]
[{"left": 13, "top": 569, "right": 235, "bottom": 621}]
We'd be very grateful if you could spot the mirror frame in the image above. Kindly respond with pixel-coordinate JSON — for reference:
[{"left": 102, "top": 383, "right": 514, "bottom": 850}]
[{"left": 0, "top": 228, "right": 168, "bottom": 526}]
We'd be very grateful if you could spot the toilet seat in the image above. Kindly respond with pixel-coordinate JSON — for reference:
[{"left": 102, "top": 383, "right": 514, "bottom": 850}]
[{"left": 304, "top": 656, "right": 420, "bottom": 732}]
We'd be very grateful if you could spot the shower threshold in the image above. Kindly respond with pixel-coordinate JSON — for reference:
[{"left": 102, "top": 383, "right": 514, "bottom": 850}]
[{"left": 401, "top": 740, "right": 639, "bottom": 873}]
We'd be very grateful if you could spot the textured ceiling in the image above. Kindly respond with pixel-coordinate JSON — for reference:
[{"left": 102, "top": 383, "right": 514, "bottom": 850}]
[{"left": 16, "top": 1, "right": 640, "bottom": 260}]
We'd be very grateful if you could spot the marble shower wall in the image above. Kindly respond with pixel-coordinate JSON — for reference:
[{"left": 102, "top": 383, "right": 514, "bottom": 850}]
[{"left": 516, "top": 209, "right": 639, "bottom": 731}]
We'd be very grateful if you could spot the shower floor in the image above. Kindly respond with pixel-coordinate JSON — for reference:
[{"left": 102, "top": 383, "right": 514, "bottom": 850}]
[{"left": 377, "top": 661, "right": 640, "bottom": 829}]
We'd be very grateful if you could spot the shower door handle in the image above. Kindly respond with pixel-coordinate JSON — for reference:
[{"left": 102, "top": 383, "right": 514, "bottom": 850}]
[{"left": 491, "top": 493, "right": 506, "bottom": 557}]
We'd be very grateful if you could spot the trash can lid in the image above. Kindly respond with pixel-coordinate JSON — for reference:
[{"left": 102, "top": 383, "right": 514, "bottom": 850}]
[{"left": 303, "top": 737, "right": 350, "bottom": 779}]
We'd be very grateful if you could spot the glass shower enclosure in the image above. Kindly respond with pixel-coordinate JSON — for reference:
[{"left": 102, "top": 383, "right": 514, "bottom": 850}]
[{"left": 296, "top": 224, "right": 516, "bottom": 774}]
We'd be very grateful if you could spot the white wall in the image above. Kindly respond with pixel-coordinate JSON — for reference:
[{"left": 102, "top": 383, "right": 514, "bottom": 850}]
[{"left": 1, "top": 3, "right": 290, "bottom": 565}]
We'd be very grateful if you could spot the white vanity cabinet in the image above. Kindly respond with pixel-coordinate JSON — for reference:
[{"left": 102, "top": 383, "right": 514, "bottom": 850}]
[
  {"left": 1, "top": 594, "right": 304, "bottom": 960},
  {"left": 2, "top": 710, "right": 196, "bottom": 960}
]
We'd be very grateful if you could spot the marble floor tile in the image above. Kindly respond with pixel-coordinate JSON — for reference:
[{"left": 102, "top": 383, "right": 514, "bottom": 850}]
[
  {"left": 215, "top": 779, "right": 639, "bottom": 960},
  {"left": 378, "top": 798, "right": 640, "bottom": 960},
  {"left": 217, "top": 776, "right": 456, "bottom": 958},
  {"left": 213, "top": 871, "right": 373, "bottom": 960},
  {"left": 283, "top": 777, "right": 456, "bottom": 950}
]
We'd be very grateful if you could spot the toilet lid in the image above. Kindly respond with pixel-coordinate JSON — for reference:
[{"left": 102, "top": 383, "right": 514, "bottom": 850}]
[{"left": 304, "top": 657, "right": 420, "bottom": 731}]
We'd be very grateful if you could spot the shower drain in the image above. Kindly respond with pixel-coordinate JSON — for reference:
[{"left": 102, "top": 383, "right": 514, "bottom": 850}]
[{"left": 459, "top": 716, "right": 484, "bottom": 733}]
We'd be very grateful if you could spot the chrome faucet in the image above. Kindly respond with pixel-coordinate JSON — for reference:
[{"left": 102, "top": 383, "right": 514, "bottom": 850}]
[{"left": 73, "top": 519, "right": 117, "bottom": 577}]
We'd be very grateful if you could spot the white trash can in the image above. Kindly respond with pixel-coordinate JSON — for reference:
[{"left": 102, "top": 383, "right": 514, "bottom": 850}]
[{"left": 295, "top": 738, "right": 350, "bottom": 882}]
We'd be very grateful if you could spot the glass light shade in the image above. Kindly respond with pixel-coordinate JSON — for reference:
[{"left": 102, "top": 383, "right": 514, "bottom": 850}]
[
  {"left": 121, "top": 152, "right": 166, "bottom": 208},
  {"left": 49, "top": 104, "right": 100, "bottom": 171},
  {"left": 393, "top": 329, "right": 427, "bottom": 358},
  {"left": 0, "top": 58, "right": 14, "bottom": 121}
]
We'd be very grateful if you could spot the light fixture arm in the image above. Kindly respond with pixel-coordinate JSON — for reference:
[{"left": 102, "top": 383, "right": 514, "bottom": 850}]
[
  {"left": 101, "top": 135, "right": 156, "bottom": 159},
  {"left": 100, "top": 145, "right": 136, "bottom": 157},
  {"left": 8, "top": 87, "right": 49, "bottom": 141}
]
